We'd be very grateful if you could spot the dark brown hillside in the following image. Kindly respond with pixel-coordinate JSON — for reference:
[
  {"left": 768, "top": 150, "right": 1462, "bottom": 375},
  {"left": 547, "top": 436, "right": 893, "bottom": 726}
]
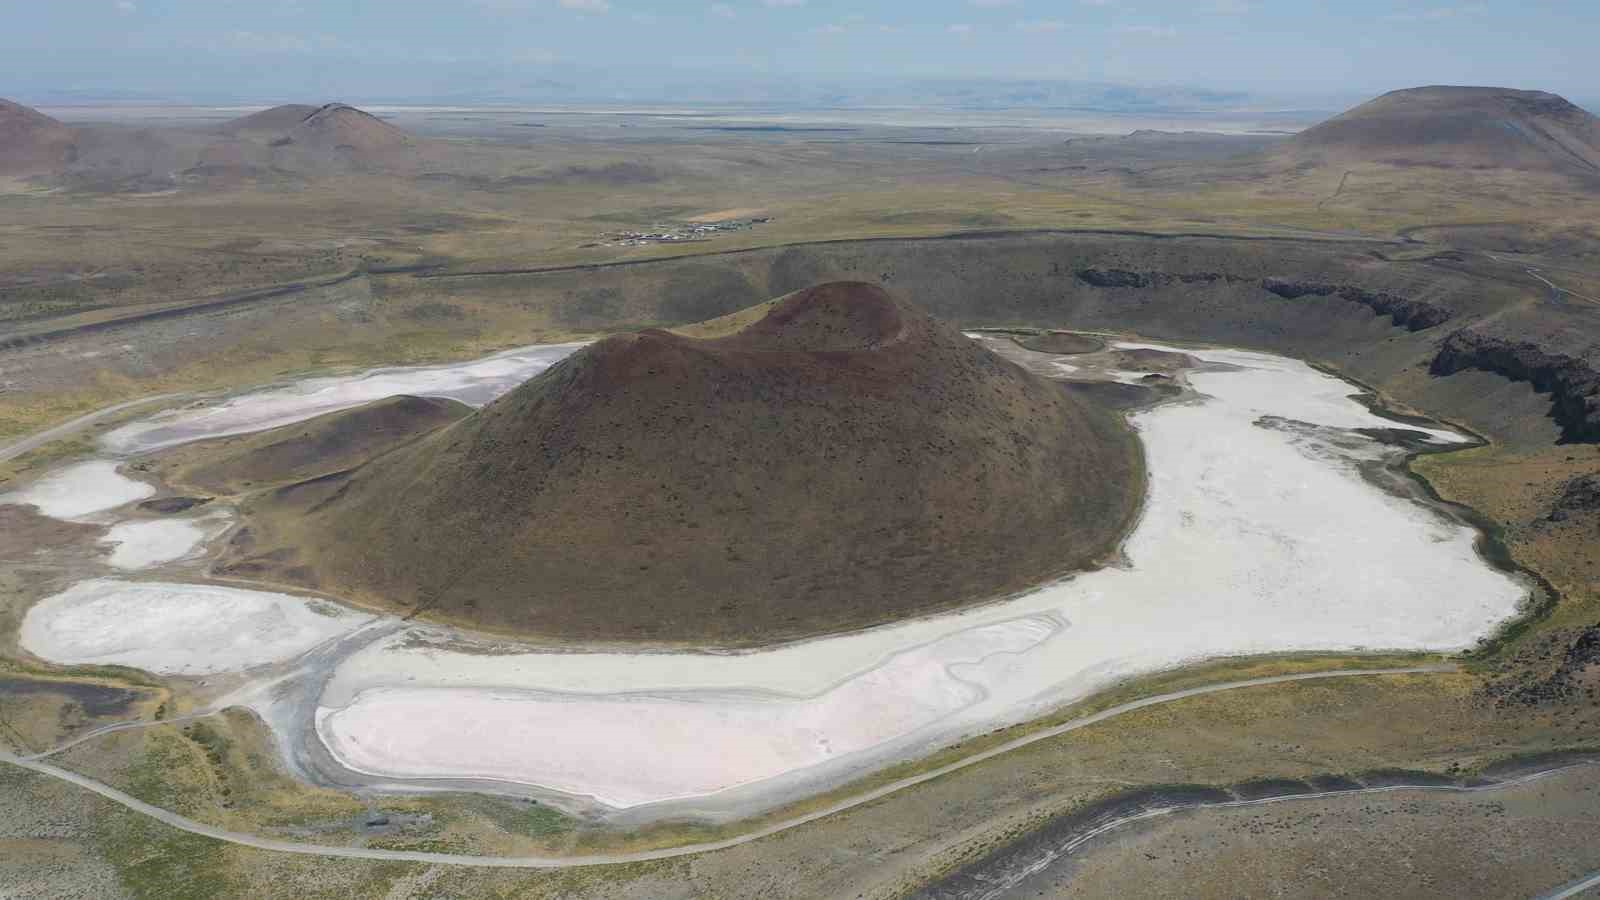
[
  {"left": 1278, "top": 86, "right": 1600, "bottom": 172},
  {"left": 230, "top": 282, "right": 1142, "bottom": 644},
  {"left": 0, "top": 98, "right": 75, "bottom": 175}
]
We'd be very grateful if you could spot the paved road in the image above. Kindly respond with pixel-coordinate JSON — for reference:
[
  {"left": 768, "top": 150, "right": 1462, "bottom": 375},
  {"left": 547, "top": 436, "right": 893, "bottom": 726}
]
[
  {"left": 0, "top": 273, "right": 365, "bottom": 353},
  {"left": 1534, "top": 870, "right": 1600, "bottom": 900},
  {"left": 0, "top": 666, "right": 1453, "bottom": 869},
  {"left": 0, "top": 393, "right": 184, "bottom": 463}
]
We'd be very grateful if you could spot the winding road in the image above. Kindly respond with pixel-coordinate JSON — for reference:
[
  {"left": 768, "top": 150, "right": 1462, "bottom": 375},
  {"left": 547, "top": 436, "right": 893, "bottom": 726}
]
[
  {"left": 0, "top": 393, "right": 183, "bottom": 463},
  {"left": 2, "top": 666, "right": 1456, "bottom": 869}
]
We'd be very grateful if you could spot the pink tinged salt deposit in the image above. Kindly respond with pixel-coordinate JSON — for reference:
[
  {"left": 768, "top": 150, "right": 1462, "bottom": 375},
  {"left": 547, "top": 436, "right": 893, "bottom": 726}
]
[{"left": 316, "top": 616, "right": 1057, "bottom": 807}]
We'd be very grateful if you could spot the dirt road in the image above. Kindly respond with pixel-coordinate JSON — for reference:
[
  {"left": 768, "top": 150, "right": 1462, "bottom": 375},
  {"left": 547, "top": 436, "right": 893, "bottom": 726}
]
[{"left": 1, "top": 666, "right": 1454, "bottom": 869}]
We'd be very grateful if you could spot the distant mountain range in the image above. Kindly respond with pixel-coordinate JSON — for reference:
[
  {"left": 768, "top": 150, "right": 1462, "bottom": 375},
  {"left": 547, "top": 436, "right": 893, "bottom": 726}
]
[{"left": 11, "top": 74, "right": 1291, "bottom": 114}]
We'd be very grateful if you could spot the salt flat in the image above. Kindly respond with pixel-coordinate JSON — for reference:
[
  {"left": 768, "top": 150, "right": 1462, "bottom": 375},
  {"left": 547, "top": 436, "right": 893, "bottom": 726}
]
[
  {"left": 21, "top": 580, "right": 373, "bottom": 675},
  {"left": 313, "top": 342, "right": 1526, "bottom": 812},
  {"left": 99, "top": 343, "right": 587, "bottom": 456},
  {"left": 0, "top": 460, "right": 154, "bottom": 521},
  {"left": 320, "top": 615, "right": 1060, "bottom": 808},
  {"left": 100, "top": 516, "right": 227, "bottom": 570}
]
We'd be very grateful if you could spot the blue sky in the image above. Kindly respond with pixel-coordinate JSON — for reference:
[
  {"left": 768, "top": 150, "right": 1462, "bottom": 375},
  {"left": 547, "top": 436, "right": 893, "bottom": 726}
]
[{"left": 5, "top": 0, "right": 1596, "bottom": 105}]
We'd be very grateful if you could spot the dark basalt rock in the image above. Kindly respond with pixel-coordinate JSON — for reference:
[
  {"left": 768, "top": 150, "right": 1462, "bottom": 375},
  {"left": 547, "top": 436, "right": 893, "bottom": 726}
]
[
  {"left": 1430, "top": 331, "right": 1600, "bottom": 442},
  {"left": 1074, "top": 268, "right": 1235, "bottom": 289},
  {"left": 1549, "top": 473, "right": 1600, "bottom": 521},
  {"left": 1260, "top": 278, "right": 1453, "bottom": 331},
  {"left": 1073, "top": 268, "right": 1452, "bottom": 332},
  {"left": 137, "top": 496, "right": 212, "bottom": 514},
  {"left": 1482, "top": 622, "right": 1600, "bottom": 708},
  {"left": 1076, "top": 267, "right": 1153, "bottom": 288}
]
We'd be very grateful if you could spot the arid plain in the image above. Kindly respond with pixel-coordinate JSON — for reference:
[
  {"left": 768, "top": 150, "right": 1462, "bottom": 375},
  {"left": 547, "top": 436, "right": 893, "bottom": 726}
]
[{"left": 2, "top": 89, "right": 1600, "bottom": 899}]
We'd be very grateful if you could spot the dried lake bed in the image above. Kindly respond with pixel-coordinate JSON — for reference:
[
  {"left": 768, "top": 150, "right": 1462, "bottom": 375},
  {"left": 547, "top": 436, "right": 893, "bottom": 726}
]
[{"left": 4, "top": 335, "right": 1531, "bottom": 822}]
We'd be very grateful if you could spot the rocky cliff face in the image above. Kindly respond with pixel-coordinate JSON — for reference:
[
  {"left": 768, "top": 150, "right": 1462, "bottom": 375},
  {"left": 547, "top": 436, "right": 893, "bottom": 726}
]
[
  {"left": 1073, "top": 269, "right": 1453, "bottom": 332},
  {"left": 1075, "top": 268, "right": 1242, "bottom": 289},
  {"left": 1259, "top": 279, "right": 1454, "bottom": 331},
  {"left": 1430, "top": 331, "right": 1600, "bottom": 442}
]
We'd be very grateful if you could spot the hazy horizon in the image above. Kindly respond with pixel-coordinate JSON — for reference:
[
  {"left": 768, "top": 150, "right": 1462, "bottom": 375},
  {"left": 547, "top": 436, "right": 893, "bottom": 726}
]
[{"left": 8, "top": 1, "right": 1598, "bottom": 112}]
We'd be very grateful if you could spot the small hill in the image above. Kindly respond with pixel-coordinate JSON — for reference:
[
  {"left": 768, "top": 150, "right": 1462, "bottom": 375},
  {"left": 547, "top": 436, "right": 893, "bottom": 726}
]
[
  {"left": 218, "top": 102, "right": 415, "bottom": 170},
  {"left": 0, "top": 98, "right": 75, "bottom": 175},
  {"left": 288, "top": 103, "right": 411, "bottom": 155},
  {"left": 221, "top": 104, "right": 323, "bottom": 135},
  {"left": 1280, "top": 86, "right": 1600, "bottom": 172},
  {"left": 227, "top": 282, "right": 1142, "bottom": 644},
  {"left": 154, "top": 395, "right": 470, "bottom": 495}
]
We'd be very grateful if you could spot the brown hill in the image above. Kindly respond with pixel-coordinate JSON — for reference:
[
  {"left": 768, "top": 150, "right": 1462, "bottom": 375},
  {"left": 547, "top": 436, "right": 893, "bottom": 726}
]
[
  {"left": 0, "top": 98, "right": 75, "bottom": 175},
  {"left": 221, "top": 104, "right": 323, "bottom": 135},
  {"left": 1279, "top": 86, "right": 1600, "bottom": 172},
  {"left": 287, "top": 104, "right": 411, "bottom": 155},
  {"left": 219, "top": 102, "right": 415, "bottom": 170},
  {"left": 227, "top": 282, "right": 1142, "bottom": 644},
  {"left": 152, "top": 395, "right": 470, "bottom": 495}
]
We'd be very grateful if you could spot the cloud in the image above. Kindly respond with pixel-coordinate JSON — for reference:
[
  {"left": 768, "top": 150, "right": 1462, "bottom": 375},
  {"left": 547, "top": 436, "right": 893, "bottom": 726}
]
[
  {"left": 762, "top": 0, "right": 806, "bottom": 6},
  {"left": 815, "top": 15, "right": 881, "bottom": 34},
  {"left": 1207, "top": 0, "right": 1251, "bottom": 12},
  {"left": 969, "top": 0, "right": 1021, "bottom": 6},
  {"left": 115, "top": 0, "right": 136, "bottom": 11},
  {"left": 559, "top": 0, "right": 610, "bottom": 11},
  {"left": 1016, "top": 19, "right": 1066, "bottom": 32},
  {"left": 1116, "top": 23, "right": 1178, "bottom": 37},
  {"left": 511, "top": 47, "right": 560, "bottom": 64},
  {"left": 1382, "top": 3, "right": 1489, "bottom": 21},
  {"left": 709, "top": 2, "right": 736, "bottom": 17},
  {"left": 948, "top": 23, "right": 974, "bottom": 35},
  {"left": 216, "top": 30, "right": 347, "bottom": 54}
]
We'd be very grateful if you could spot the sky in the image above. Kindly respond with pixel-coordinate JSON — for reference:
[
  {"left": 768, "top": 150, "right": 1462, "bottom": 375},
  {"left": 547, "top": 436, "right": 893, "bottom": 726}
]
[{"left": 4, "top": 0, "right": 1596, "bottom": 107}]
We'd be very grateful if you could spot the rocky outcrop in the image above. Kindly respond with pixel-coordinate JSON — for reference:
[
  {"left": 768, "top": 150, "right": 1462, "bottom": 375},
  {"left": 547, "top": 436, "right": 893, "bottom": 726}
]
[
  {"left": 1482, "top": 622, "right": 1600, "bottom": 707},
  {"left": 1073, "top": 269, "right": 1453, "bottom": 332},
  {"left": 1260, "top": 279, "right": 1453, "bottom": 331},
  {"left": 1430, "top": 331, "right": 1600, "bottom": 442},
  {"left": 1075, "top": 268, "right": 1237, "bottom": 289},
  {"left": 1549, "top": 474, "right": 1600, "bottom": 522}
]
